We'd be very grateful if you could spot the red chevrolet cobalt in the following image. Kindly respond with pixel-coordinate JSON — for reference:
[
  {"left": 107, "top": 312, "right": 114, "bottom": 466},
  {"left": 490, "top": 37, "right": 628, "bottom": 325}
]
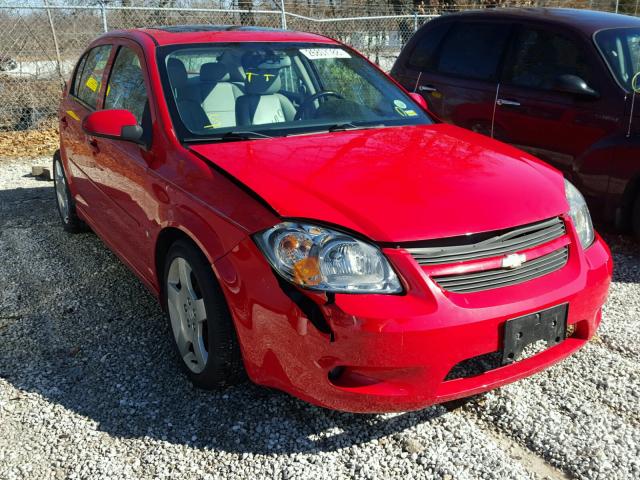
[{"left": 54, "top": 26, "right": 612, "bottom": 413}]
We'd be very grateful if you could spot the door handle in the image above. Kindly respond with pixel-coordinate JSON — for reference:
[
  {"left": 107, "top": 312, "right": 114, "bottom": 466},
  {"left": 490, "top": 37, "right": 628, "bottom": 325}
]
[
  {"left": 418, "top": 84, "right": 438, "bottom": 93},
  {"left": 496, "top": 98, "right": 521, "bottom": 107},
  {"left": 89, "top": 138, "right": 100, "bottom": 154}
]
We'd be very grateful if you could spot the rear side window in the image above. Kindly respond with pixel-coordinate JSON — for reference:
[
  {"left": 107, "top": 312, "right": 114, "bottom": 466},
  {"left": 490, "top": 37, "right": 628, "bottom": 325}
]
[
  {"left": 436, "top": 22, "right": 511, "bottom": 81},
  {"left": 104, "top": 46, "right": 148, "bottom": 124},
  {"left": 75, "top": 45, "right": 112, "bottom": 109},
  {"left": 407, "top": 22, "right": 451, "bottom": 70},
  {"left": 503, "top": 28, "right": 592, "bottom": 90},
  {"left": 70, "top": 54, "right": 88, "bottom": 96}
]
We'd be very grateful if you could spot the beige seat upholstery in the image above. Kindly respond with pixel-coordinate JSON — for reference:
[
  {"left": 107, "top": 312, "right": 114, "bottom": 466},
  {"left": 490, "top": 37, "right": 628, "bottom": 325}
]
[
  {"left": 167, "top": 58, "right": 209, "bottom": 132},
  {"left": 199, "top": 62, "right": 244, "bottom": 128},
  {"left": 236, "top": 52, "right": 296, "bottom": 127}
]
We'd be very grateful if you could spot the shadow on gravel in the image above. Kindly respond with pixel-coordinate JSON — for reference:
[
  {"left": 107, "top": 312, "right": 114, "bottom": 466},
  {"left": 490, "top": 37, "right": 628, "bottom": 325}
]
[
  {"left": 601, "top": 233, "right": 640, "bottom": 284},
  {"left": 0, "top": 185, "right": 448, "bottom": 455}
]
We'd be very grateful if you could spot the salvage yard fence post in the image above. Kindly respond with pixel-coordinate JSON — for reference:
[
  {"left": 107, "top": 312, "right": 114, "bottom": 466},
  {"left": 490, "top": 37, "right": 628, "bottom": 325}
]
[{"left": 100, "top": 2, "right": 108, "bottom": 34}]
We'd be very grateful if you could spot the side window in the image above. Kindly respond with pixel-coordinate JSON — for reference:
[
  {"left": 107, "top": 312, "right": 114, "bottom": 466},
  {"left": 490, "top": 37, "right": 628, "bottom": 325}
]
[
  {"left": 71, "top": 53, "right": 88, "bottom": 96},
  {"left": 407, "top": 22, "right": 451, "bottom": 71},
  {"left": 436, "top": 22, "right": 511, "bottom": 81},
  {"left": 503, "top": 28, "right": 592, "bottom": 90},
  {"left": 75, "top": 45, "right": 112, "bottom": 109},
  {"left": 104, "top": 46, "right": 148, "bottom": 125}
]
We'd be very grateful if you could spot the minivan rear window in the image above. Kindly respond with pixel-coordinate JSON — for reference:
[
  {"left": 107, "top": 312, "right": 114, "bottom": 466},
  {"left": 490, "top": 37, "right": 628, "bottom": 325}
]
[
  {"left": 595, "top": 27, "right": 640, "bottom": 92},
  {"left": 436, "top": 22, "right": 511, "bottom": 81}
]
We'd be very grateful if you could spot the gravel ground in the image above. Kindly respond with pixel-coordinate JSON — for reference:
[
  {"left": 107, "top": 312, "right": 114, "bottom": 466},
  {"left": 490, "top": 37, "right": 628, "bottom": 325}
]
[{"left": 0, "top": 156, "right": 638, "bottom": 480}]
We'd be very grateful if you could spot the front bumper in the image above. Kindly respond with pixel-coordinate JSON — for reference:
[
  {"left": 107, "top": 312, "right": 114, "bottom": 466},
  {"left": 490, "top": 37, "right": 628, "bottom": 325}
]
[{"left": 214, "top": 229, "right": 612, "bottom": 413}]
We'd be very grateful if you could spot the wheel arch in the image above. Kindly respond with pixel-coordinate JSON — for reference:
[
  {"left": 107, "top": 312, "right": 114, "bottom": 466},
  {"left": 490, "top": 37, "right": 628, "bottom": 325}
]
[{"left": 154, "top": 226, "right": 212, "bottom": 305}]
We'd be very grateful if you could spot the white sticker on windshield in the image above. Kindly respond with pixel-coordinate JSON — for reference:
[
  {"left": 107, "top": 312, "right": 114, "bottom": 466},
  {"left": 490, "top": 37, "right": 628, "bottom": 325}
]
[{"left": 300, "top": 48, "right": 351, "bottom": 60}]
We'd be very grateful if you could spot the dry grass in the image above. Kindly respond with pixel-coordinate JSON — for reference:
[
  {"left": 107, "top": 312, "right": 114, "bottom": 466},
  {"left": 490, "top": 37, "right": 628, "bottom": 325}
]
[{"left": 0, "top": 122, "right": 59, "bottom": 159}]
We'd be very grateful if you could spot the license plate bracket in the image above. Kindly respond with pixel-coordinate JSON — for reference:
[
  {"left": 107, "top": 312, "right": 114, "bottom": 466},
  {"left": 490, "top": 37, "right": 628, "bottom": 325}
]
[{"left": 502, "top": 304, "right": 568, "bottom": 365}]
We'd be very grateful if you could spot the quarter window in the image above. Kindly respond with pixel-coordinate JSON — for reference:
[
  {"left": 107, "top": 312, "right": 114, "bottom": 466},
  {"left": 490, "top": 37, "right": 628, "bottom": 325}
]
[
  {"left": 503, "top": 28, "right": 592, "bottom": 90},
  {"left": 436, "top": 22, "right": 511, "bottom": 81},
  {"left": 71, "top": 54, "right": 88, "bottom": 96},
  {"left": 104, "top": 46, "right": 148, "bottom": 124},
  {"left": 75, "top": 45, "right": 112, "bottom": 109}
]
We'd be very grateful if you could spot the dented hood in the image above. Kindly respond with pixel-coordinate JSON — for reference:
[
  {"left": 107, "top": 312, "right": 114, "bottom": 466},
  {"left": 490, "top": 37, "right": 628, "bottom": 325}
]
[{"left": 189, "top": 124, "right": 568, "bottom": 242}]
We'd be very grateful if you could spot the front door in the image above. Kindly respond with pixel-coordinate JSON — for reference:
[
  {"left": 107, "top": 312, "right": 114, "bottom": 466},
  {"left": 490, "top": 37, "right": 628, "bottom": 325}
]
[
  {"left": 89, "top": 42, "right": 156, "bottom": 281},
  {"left": 493, "top": 24, "right": 621, "bottom": 208}
]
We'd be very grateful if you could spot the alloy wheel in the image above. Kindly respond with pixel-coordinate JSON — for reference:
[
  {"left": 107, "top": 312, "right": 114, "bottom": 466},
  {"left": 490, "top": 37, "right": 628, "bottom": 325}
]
[
  {"left": 166, "top": 257, "right": 209, "bottom": 374},
  {"left": 54, "top": 160, "right": 70, "bottom": 223}
]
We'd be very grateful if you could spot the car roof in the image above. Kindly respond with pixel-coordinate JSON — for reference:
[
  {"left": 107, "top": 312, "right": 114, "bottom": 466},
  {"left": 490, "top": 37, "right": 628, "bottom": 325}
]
[
  {"left": 113, "top": 25, "right": 337, "bottom": 46},
  {"left": 437, "top": 7, "right": 640, "bottom": 34}
]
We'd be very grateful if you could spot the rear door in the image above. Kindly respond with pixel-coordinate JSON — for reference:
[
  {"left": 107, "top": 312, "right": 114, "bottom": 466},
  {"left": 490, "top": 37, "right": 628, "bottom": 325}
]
[
  {"left": 493, "top": 24, "right": 620, "bottom": 192},
  {"left": 90, "top": 41, "right": 156, "bottom": 280},
  {"left": 413, "top": 20, "right": 512, "bottom": 135},
  {"left": 60, "top": 44, "right": 112, "bottom": 212}
]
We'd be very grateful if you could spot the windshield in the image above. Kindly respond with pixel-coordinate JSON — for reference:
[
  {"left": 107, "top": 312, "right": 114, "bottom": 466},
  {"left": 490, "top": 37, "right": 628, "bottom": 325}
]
[
  {"left": 157, "top": 42, "right": 431, "bottom": 140},
  {"left": 595, "top": 28, "right": 640, "bottom": 92}
]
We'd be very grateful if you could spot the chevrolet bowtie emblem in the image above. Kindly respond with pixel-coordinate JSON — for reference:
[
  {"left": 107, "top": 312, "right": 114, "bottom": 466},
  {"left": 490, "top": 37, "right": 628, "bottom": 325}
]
[{"left": 502, "top": 253, "right": 526, "bottom": 269}]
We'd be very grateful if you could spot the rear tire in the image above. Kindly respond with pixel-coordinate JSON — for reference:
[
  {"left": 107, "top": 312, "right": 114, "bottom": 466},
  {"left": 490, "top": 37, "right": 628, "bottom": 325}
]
[
  {"left": 53, "top": 150, "right": 83, "bottom": 233},
  {"left": 163, "top": 239, "right": 244, "bottom": 389}
]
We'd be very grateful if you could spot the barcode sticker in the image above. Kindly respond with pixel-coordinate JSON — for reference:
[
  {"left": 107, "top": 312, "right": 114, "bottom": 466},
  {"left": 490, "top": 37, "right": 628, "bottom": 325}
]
[{"left": 300, "top": 48, "right": 351, "bottom": 60}]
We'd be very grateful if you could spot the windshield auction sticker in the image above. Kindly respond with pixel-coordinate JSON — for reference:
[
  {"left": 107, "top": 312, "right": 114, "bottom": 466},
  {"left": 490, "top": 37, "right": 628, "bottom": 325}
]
[{"left": 300, "top": 48, "right": 351, "bottom": 60}]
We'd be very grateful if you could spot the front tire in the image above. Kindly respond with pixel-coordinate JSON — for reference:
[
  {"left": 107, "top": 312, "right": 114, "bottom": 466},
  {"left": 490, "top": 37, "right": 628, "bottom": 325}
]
[
  {"left": 163, "top": 240, "right": 244, "bottom": 388},
  {"left": 53, "top": 150, "right": 83, "bottom": 233}
]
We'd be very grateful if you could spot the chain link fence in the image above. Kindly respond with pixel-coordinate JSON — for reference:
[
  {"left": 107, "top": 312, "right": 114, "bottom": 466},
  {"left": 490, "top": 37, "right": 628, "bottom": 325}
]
[{"left": 0, "top": 0, "right": 631, "bottom": 131}]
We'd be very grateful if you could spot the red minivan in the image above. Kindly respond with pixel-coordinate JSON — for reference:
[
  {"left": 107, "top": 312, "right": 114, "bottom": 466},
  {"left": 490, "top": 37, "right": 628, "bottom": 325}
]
[
  {"left": 391, "top": 8, "right": 640, "bottom": 237},
  {"left": 54, "top": 25, "right": 611, "bottom": 413}
]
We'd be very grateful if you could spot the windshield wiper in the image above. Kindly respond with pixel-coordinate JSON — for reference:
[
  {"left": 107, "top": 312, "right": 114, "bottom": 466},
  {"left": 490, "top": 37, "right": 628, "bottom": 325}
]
[
  {"left": 183, "top": 130, "right": 272, "bottom": 143},
  {"left": 326, "top": 122, "right": 386, "bottom": 133}
]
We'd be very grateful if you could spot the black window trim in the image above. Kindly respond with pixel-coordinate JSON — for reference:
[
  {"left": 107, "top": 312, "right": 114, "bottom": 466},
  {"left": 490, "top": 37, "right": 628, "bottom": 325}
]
[
  {"left": 70, "top": 53, "right": 88, "bottom": 97},
  {"left": 101, "top": 40, "right": 154, "bottom": 148},
  {"left": 69, "top": 44, "right": 113, "bottom": 112},
  {"left": 592, "top": 26, "right": 638, "bottom": 94}
]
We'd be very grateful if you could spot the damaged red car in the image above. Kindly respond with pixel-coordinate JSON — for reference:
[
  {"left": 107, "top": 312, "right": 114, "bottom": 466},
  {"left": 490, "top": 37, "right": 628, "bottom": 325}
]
[{"left": 54, "top": 26, "right": 612, "bottom": 413}]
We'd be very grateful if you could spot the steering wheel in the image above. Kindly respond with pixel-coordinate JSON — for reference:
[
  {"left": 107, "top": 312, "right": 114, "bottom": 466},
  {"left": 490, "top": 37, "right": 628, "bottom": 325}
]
[{"left": 294, "top": 91, "right": 344, "bottom": 120}]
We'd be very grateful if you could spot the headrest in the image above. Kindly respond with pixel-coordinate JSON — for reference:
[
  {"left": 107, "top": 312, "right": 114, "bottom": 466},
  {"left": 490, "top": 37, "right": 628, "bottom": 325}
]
[
  {"left": 241, "top": 51, "right": 289, "bottom": 95},
  {"left": 167, "top": 58, "right": 187, "bottom": 89},
  {"left": 245, "top": 69, "right": 282, "bottom": 95},
  {"left": 200, "top": 62, "right": 231, "bottom": 83},
  {"left": 241, "top": 50, "right": 291, "bottom": 70}
]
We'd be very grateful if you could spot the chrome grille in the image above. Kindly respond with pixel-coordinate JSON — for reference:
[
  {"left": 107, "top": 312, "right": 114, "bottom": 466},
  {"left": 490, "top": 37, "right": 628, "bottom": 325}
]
[
  {"left": 432, "top": 247, "right": 569, "bottom": 293},
  {"left": 407, "top": 217, "right": 565, "bottom": 266}
]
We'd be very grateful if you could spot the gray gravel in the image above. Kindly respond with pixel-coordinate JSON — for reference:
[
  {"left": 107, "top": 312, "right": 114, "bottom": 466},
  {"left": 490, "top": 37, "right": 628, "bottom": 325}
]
[{"left": 0, "top": 155, "right": 638, "bottom": 480}]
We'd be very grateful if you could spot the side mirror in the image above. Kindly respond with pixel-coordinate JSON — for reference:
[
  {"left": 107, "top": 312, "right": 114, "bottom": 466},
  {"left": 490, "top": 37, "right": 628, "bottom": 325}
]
[
  {"left": 82, "top": 109, "right": 145, "bottom": 145},
  {"left": 551, "top": 74, "right": 599, "bottom": 98},
  {"left": 409, "top": 92, "right": 428, "bottom": 110}
]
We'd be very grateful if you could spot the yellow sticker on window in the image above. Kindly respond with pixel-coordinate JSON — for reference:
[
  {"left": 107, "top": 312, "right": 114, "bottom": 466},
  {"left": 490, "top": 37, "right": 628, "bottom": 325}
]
[
  {"left": 405, "top": 110, "right": 418, "bottom": 117},
  {"left": 106, "top": 84, "right": 111, "bottom": 96},
  {"left": 85, "top": 76, "right": 99, "bottom": 92},
  {"left": 66, "top": 110, "right": 80, "bottom": 121}
]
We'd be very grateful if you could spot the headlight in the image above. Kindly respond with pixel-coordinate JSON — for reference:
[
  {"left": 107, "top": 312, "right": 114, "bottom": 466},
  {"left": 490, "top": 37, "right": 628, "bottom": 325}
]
[
  {"left": 254, "top": 222, "right": 402, "bottom": 293},
  {"left": 565, "top": 179, "right": 594, "bottom": 249}
]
